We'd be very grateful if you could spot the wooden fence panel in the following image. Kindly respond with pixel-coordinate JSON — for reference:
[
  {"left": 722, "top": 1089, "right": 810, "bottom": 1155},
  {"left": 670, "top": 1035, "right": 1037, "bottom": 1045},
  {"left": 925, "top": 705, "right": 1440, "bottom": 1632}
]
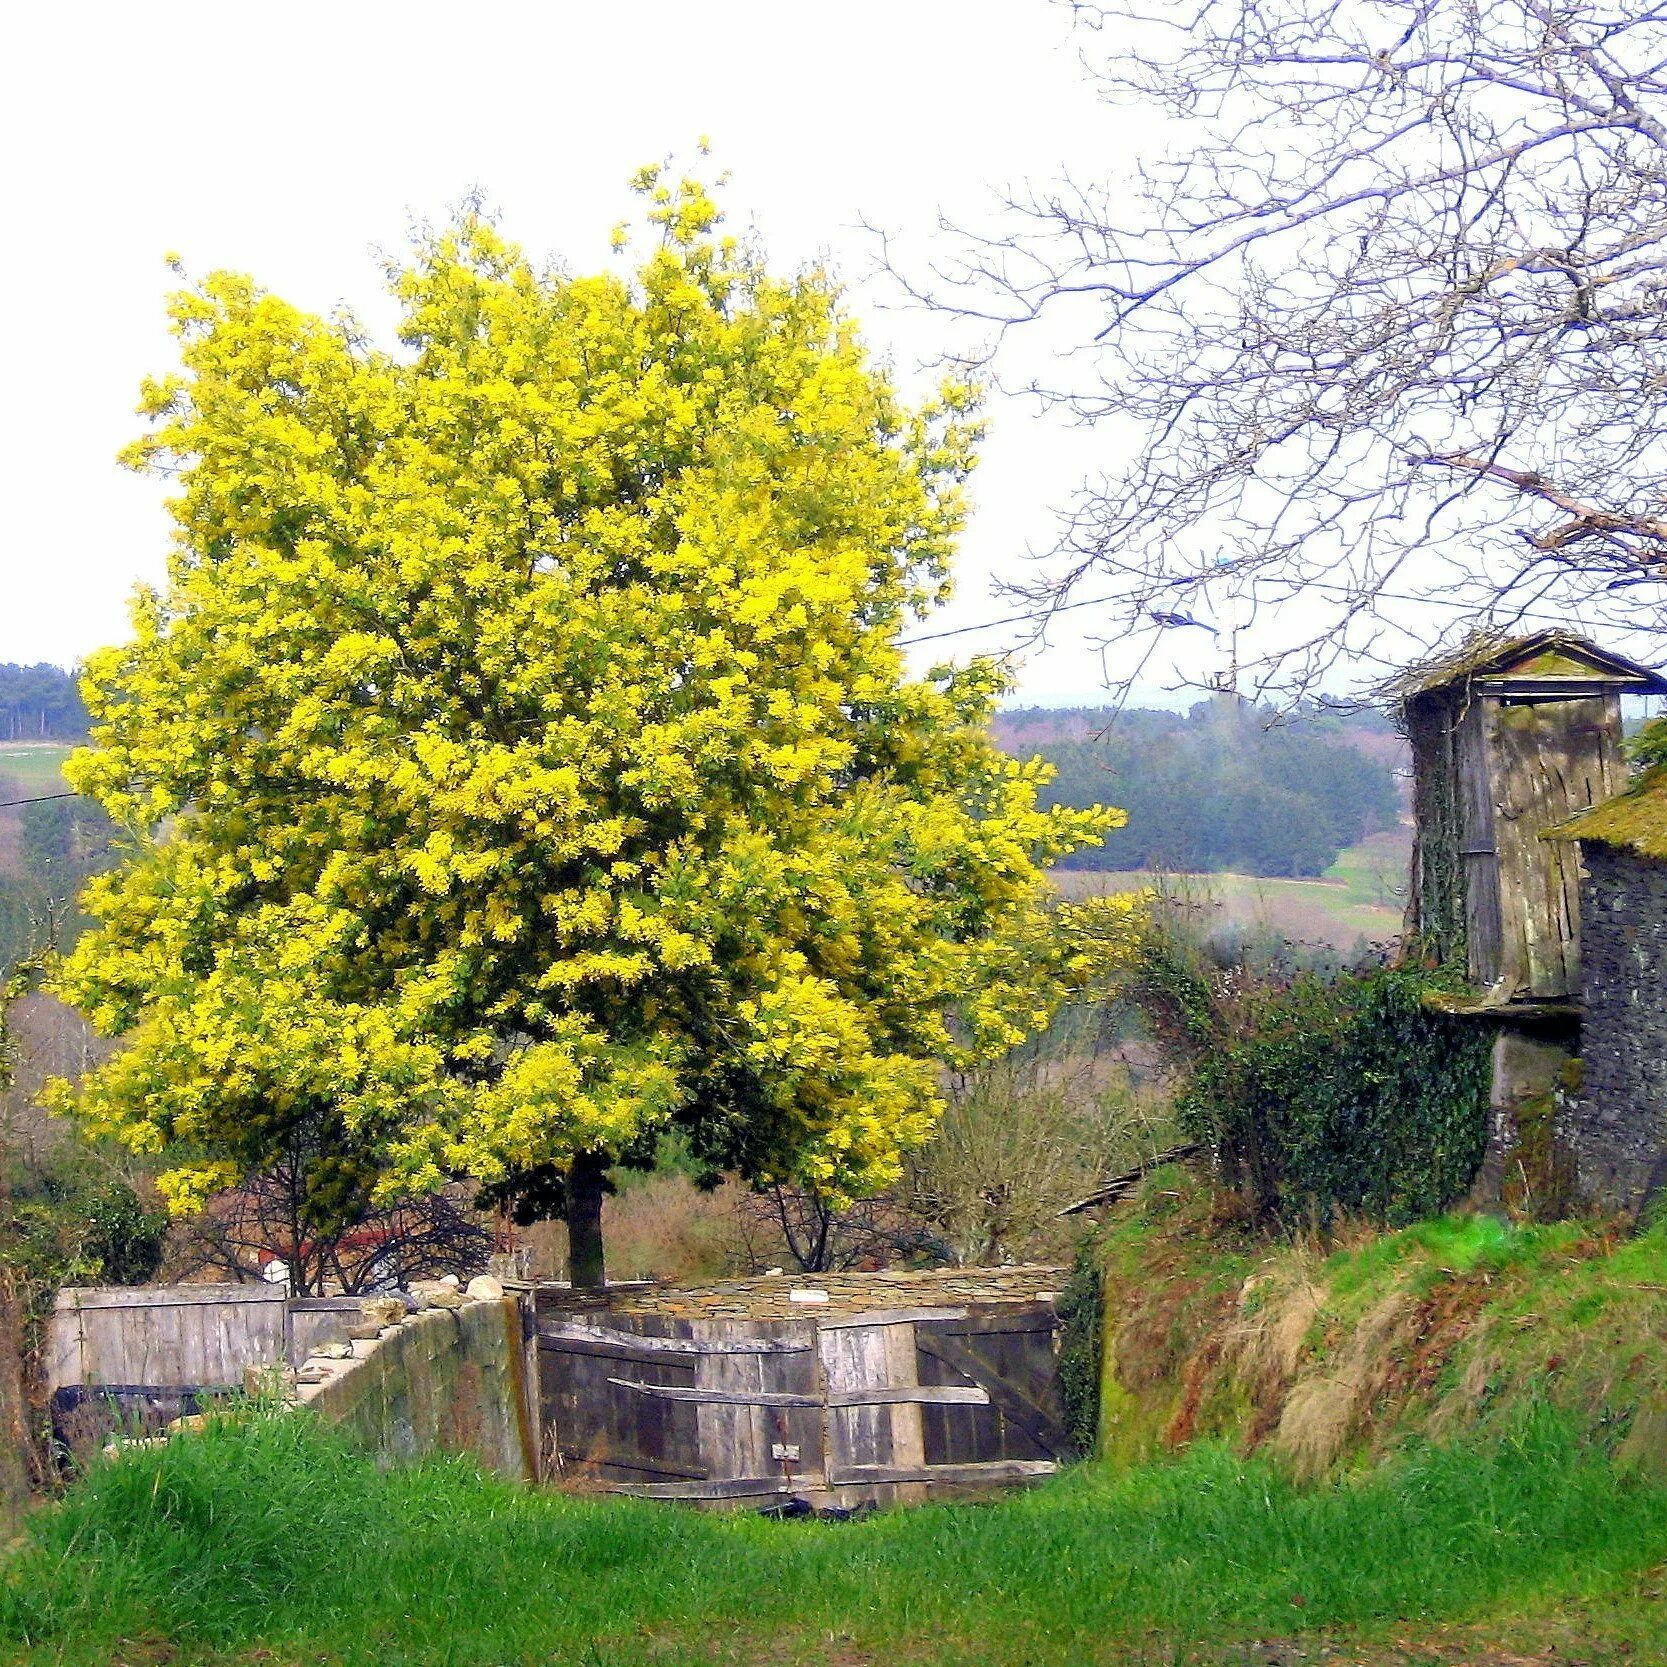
[{"left": 48, "top": 1285, "right": 289, "bottom": 1391}]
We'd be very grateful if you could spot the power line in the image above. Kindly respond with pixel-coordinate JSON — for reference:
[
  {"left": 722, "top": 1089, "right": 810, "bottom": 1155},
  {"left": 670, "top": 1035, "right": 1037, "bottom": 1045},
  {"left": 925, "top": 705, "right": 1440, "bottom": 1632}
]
[
  {"left": 898, "top": 590, "right": 1118, "bottom": 646},
  {"left": 896, "top": 575, "right": 1663, "bottom": 651},
  {"left": 0, "top": 791, "right": 79, "bottom": 810}
]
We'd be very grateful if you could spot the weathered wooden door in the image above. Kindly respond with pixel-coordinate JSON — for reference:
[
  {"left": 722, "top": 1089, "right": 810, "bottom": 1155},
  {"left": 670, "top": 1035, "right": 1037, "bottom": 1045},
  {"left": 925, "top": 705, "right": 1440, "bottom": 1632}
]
[{"left": 1486, "top": 696, "right": 1627, "bottom": 998}]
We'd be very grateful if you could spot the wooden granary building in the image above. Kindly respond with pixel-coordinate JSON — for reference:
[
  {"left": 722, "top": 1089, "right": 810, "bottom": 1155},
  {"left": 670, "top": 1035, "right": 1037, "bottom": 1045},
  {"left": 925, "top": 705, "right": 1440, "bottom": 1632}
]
[
  {"left": 1392, "top": 633, "right": 1667, "bottom": 1212},
  {"left": 1395, "top": 632, "right": 1667, "bottom": 1009}
]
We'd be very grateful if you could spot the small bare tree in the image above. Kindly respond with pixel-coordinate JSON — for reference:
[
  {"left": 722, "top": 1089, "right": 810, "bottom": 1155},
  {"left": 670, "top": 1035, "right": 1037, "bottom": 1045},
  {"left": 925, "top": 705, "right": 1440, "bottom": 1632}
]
[
  {"left": 908, "top": 1, "right": 1667, "bottom": 698},
  {"left": 171, "top": 1168, "right": 493, "bottom": 1297},
  {"left": 746, "top": 1182, "right": 951, "bottom": 1274},
  {"left": 906, "top": 1011, "right": 1173, "bottom": 1265}
]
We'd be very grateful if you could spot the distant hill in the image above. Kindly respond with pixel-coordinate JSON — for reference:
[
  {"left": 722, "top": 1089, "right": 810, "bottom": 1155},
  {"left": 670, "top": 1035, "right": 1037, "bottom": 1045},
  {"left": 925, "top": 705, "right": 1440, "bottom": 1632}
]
[
  {"left": 994, "top": 701, "right": 1407, "bottom": 770},
  {"left": 994, "top": 698, "right": 1404, "bottom": 879}
]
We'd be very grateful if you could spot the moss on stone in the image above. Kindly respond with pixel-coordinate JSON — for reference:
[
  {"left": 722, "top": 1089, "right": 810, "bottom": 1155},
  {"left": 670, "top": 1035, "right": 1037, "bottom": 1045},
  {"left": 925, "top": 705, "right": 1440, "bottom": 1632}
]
[{"left": 1546, "top": 764, "right": 1667, "bottom": 861}]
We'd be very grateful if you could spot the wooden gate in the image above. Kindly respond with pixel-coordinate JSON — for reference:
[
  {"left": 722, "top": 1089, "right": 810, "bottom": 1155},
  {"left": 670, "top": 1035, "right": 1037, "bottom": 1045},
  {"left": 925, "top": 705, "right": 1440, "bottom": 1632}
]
[{"left": 538, "top": 1293, "right": 1072, "bottom": 1507}]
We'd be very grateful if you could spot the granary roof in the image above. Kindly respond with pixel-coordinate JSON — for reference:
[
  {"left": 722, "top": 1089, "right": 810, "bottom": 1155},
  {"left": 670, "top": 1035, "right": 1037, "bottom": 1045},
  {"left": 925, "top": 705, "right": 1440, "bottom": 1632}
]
[
  {"left": 1545, "top": 763, "right": 1667, "bottom": 860},
  {"left": 1382, "top": 630, "right": 1667, "bottom": 707}
]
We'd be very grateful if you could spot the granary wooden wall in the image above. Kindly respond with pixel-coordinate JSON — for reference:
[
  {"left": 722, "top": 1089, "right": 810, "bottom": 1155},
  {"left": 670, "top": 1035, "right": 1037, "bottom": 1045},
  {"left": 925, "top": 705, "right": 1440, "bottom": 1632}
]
[
  {"left": 45, "top": 1284, "right": 363, "bottom": 1392},
  {"left": 1401, "top": 636, "right": 1648, "bottom": 1003}
]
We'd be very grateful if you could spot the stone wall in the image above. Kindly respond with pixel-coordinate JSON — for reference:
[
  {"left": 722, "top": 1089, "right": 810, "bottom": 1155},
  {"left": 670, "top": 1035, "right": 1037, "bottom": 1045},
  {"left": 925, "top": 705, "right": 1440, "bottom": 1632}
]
[
  {"left": 539, "top": 1264, "right": 1063, "bottom": 1324},
  {"left": 301, "top": 1295, "right": 541, "bottom": 1483},
  {"left": 1570, "top": 845, "right": 1667, "bottom": 1211}
]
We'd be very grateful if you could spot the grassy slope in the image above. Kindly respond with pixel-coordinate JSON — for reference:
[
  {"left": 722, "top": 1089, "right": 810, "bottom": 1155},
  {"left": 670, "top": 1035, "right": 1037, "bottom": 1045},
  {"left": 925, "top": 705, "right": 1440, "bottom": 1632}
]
[
  {"left": 1052, "top": 827, "right": 1410, "bottom": 950},
  {"left": 3, "top": 1410, "right": 1666, "bottom": 1666},
  {"left": 1095, "top": 1174, "right": 1667, "bottom": 1484},
  {"left": 0, "top": 744, "right": 72, "bottom": 796},
  {"left": 0, "top": 745, "right": 74, "bottom": 883}
]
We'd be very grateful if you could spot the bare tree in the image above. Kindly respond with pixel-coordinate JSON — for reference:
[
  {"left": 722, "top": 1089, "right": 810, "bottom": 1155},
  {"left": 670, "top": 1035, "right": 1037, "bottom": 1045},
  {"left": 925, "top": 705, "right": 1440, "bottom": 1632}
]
[
  {"left": 906, "top": 1012, "right": 1173, "bottom": 1265},
  {"left": 170, "top": 1167, "right": 494, "bottom": 1297},
  {"left": 906, "top": 1, "right": 1667, "bottom": 698},
  {"left": 747, "top": 1182, "right": 951, "bottom": 1274}
]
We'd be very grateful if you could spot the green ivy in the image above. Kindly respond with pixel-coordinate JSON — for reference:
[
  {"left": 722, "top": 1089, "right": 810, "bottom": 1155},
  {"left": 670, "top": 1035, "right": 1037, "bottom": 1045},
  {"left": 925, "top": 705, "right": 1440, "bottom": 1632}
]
[
  {"left": 1177, "top": 965, "right": 1491, "bottom": 1226},
  {"left": 1055, "top": 1240, "right": 1102, "bottom": 1459}
]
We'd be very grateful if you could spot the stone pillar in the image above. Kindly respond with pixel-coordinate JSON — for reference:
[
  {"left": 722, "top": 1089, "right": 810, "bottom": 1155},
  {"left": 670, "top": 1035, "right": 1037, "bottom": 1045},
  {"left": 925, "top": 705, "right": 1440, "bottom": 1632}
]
[{"left": 1471, "top": 1023, "right": 1580, "bottom": 1218}]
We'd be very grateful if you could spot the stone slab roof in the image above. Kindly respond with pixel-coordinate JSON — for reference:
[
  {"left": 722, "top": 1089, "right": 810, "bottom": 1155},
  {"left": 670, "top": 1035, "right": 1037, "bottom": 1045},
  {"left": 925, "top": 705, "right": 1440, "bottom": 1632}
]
[{"left": 535, "top": 1263, "right": 1063, "bottom": 1322}]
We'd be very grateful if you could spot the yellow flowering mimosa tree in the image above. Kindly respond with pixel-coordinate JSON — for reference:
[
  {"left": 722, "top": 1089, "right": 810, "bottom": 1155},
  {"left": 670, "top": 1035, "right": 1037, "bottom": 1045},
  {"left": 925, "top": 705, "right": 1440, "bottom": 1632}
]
[{"left": 52, "top": 172, "right": 1133, "bottom": 1284}]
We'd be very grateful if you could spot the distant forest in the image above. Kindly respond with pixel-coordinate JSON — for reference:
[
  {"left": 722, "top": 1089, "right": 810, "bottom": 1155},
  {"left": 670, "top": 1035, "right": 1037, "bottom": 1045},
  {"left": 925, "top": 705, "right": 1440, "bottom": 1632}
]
[
  {"left": 0, "top": 663, "right": 87, "bottom": 741},
  {"left": 1001, "top": 699, "right": 1402, "bottom": 877}
]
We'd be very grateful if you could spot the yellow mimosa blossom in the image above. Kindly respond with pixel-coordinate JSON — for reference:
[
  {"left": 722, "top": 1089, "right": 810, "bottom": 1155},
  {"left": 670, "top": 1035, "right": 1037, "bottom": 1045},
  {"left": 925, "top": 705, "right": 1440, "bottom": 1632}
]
[{"left": 50, "top": 169, "right": 1135, "bottom": 1243}]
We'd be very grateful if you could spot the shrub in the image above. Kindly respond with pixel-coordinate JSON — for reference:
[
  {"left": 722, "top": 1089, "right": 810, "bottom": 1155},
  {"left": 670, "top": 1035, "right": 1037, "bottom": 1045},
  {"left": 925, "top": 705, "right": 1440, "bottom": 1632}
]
[
  {"left": 1054, "top": 1239, "right": 1102, "bottom": 1457},
  {"left": 1136, "top": 922, "right": 1490, "bottom": 1225}
]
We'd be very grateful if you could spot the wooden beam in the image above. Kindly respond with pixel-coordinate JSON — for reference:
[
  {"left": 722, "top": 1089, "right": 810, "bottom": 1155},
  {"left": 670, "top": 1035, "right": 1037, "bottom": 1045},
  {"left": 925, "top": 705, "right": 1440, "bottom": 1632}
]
[
  {"left": 606, "top": 1376, "right": 821, "bottom": 1409},
  {"left": 920, "top": 1309, "right": 1056, "bottom": 1338},
  {"left": 816, "top": 1306, "right": 967, "bottom": 1330},
  {"left": 609, "top": 1476, "right": 804, "bottom": 1500},
  {"left": 828, "top": 1460, "right": 1057, "bottom": 1486},
  {"left": 57, "top": 1284, "right": 285, "bottom": 1309},
  {"left": 540, "top": 1321, "right": 811, "bottom": 1356},
  {"left": 827, "top": 1384, "right": 989, "bottom": 1408},
  {"left": 554, "top": 1448, "right": 706, "bottom": 1482}
]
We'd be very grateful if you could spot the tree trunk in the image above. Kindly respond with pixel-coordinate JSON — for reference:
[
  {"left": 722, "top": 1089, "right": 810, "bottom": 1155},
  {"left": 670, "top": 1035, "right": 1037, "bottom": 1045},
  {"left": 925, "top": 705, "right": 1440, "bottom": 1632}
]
[{"left": 566, "top": 1151, "right": 608, "bottom": 1290}]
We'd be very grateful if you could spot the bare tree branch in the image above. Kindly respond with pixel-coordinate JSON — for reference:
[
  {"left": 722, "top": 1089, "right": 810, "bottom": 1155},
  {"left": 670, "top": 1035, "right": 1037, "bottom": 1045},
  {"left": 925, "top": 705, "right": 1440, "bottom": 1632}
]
[{"left": 906, "top": 0, "right": 1667, "bottom": 699}]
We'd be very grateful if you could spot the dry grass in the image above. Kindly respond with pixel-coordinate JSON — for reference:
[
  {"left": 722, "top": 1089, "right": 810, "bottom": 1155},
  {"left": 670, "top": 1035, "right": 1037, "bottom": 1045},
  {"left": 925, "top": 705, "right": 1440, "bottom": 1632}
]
[
  {"left": 517, "top": 1172, "right": 763, "bottom": 1284},
  {"left": 1097, "top": 1179, "right": 1667, "bottom": 1487}
]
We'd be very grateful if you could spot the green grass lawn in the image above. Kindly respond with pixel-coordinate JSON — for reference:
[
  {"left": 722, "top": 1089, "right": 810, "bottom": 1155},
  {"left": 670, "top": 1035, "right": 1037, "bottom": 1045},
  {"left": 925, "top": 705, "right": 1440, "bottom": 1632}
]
[
  {"left": 1052, "top": 828, "right": 1410, "bottom": 950},
  {"left": 0, "top": 743, "right": 73, "bottom": 796},
  {"left": 4, "top": 1407, "right": 1666, "bottom": 1666}
]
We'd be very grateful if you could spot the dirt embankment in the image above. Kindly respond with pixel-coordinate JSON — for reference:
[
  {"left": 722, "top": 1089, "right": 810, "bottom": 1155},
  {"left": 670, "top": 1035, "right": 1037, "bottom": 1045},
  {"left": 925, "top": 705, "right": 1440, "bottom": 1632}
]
[{"left": 1096, "top": 1173, "right": 1667, "bottom": 1480}]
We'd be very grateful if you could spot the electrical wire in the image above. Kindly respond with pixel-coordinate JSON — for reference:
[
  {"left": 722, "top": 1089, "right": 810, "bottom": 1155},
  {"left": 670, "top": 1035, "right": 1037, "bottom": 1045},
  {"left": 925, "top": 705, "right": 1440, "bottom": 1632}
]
[
  {"left": 0, "top": 791, "right": 79, "bottom": 810},
  {"left": 896, "top": 573, "right": 1664, "bottom": 649}
]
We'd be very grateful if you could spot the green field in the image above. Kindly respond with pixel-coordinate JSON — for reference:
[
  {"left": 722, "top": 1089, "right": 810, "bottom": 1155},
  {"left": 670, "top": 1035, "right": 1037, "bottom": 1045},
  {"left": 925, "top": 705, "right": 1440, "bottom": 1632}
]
[
  {"left": 1053, "top": 826, "right": 1410, "bottom": 949},
  {"left": 0, "top": 743, "right": 73, "bottom": 797},
  {"left": 3, "top": 1409, "right": 1664, "bottom": 1666}
]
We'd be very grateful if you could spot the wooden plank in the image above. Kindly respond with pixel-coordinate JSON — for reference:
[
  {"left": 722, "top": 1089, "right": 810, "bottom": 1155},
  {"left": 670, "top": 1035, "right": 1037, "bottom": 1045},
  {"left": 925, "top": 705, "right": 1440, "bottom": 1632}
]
[
  {"left": 821, "top": 1317, "right": 927, "bottom": 1508},
  {"left": 538, "top": 1335, "right": 691, "bottom": 1366},
  {"left": 656, "top": 1319, "right": 708, "bottom": 1482},
  {"left": 607, "top": 1376, "right": 821, "bottom": 1409},
  {"left": 693, "top": 1320, "right": 823, "bottom": 1495},
  {"left": 1457, "top": 698, "right": 1503, "bottom": 989},
  {"left": 610, "top": 1476, "right": 801, "bottom": 1500},
  {"left": 916, "top": 1332, "right": 1073, "bottom": 1461},
  {"left": 42, "top": 1302, "right": 84, "bottom": 1395},
  {"left": 540, "top": 1321, "right": 811, "bottom": 1356},
  {"left": 816, "top": 1307, "right": 967, "bottom": 1331},
  {"left": 991, "top": 1327, "right": 1053, "bottom": 1462},
  {"left": 829, "top": 1460, "right": 1057, "bottom": 1486},
  {"left": 58, "top": 1284, "right": 285, "bottom": 1309},
  {"left": 827, "top": 1385, "right": 988, "bottom": 1408},
  {"left": 920, "top": 1309, "right": 1055, "bottom": 1338}
]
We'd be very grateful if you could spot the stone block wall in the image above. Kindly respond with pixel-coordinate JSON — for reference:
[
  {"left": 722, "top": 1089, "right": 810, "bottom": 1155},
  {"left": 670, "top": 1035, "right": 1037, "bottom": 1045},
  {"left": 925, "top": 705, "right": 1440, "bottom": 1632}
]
[
  {"left": 303, "top": 1296, "right": 541, "bottom": 1483},
  {"left": 1570, "top": 846, "right": 1667, "bottom": 1212}
]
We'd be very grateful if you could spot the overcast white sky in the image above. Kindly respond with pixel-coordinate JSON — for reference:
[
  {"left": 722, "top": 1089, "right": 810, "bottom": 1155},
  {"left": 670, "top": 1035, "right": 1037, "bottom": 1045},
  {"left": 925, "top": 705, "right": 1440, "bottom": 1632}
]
[{"left": 5, "top": 0, "right": 1220, "bottom": 705}]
